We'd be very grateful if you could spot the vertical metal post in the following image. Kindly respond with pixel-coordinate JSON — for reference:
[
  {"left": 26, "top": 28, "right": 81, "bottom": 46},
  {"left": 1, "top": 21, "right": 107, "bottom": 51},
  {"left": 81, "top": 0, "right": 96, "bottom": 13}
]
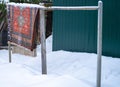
[
  {"left": 40, "top": 9, "right": 47, "bottom": 74},
  {"left": 97, "top": 1, "right": 103, "bottom": 87},
  {"left": 8, "top": 41, "right": 11, "bottom": 63}
]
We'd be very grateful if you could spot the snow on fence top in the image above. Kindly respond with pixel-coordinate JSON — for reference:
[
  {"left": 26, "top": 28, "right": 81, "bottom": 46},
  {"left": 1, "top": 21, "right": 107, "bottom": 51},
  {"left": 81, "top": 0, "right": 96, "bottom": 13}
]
[
  {"left": 7, "top": 3, "right": 44, "bottom": 8},
  {"left": 0, "top": 0, "right": 9, "bottom": 3}
]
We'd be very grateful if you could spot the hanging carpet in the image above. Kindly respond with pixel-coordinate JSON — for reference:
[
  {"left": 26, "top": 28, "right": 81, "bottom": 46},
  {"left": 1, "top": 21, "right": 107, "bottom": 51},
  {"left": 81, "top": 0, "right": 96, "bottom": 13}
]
[{"left": 7, "top": 3, "right": 39, "bottom": 51}]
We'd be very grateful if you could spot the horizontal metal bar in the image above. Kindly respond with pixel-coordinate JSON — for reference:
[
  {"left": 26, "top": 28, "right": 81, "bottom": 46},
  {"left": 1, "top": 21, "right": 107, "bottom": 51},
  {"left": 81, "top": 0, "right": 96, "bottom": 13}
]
[
  {"left": 7, "top": 3, "right": 99, "bottom": 11},
  {"left": 40, "top": 6, "right": 99, "bottom": 10}
]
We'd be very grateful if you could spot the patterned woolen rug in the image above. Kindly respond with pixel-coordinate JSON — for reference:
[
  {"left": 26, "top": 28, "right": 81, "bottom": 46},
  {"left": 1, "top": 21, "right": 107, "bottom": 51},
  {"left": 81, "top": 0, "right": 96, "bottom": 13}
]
[{"left": 7, "top": 4, "right": 39, "bottom": 51}]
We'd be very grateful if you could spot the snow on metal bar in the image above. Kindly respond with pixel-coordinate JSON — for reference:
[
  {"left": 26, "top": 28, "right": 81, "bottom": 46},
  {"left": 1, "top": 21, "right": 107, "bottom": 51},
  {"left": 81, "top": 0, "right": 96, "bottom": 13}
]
[
  {"left": 7, "top": 3, "right": 41, "bottom": 8},
  {"left": 7, "top": 3, "right": 98, "bottom": 11}
]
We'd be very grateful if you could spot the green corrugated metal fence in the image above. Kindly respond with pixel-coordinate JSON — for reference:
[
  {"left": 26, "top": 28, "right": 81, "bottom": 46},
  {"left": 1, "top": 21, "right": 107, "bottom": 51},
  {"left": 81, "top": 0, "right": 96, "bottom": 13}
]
[{"left": 52, "top": 0, "right": 120, "bottom": 58}]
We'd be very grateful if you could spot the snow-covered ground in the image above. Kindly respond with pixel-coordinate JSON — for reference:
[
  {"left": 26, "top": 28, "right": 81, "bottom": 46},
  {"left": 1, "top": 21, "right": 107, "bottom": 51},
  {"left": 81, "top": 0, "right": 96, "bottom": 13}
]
[{"left": 0, "top": 35, "right": 120, "bottom": 87}]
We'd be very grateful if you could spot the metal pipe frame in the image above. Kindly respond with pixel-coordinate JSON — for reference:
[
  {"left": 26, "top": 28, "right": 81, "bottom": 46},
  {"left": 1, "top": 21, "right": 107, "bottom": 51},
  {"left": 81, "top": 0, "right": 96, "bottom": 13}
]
[
  {"left": 40, "top": 1, "right": 103, "bottom": 87},
  {"left": 8, "top": 41, "right": 11, "bottom": 63},
  {"left": 40, "top": 6, "right": 99, "bottom": 10},
  {"left": 97, "top": 1, "right": 103, "bottom": 87},
  {"left": 7, "top": 1, "right": 103, "bottom": 87},
  {"left": 40, "top": 10, "right": 47, "bottom": 74}
]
